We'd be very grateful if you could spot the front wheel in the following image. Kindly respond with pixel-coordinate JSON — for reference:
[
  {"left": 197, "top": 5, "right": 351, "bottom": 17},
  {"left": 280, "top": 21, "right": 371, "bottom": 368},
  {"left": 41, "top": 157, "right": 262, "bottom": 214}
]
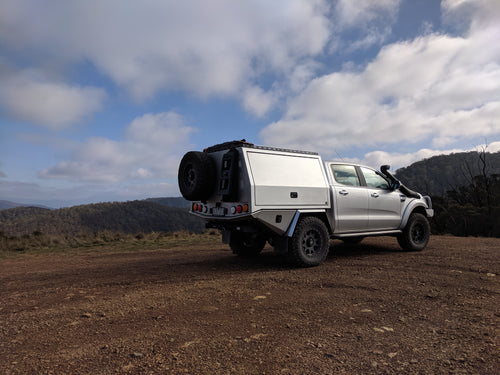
[
  {"left": 398, "top": 213, "right": 430, "bottom": 251},
  {"left": 230, "top": 231, "right": 266, "bottom": 257},
  {"left": 288, "top": 217, "right": 329, "bottom": 267}
]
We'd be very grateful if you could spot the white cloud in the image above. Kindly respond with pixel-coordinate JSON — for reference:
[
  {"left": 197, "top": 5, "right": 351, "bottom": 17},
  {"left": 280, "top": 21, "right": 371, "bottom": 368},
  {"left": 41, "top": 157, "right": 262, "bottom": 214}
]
[
  {"left": 261, "top": 1, "right": 500, "bottom": 155},
  {"left": 288, "top": 60, "right": 322, "bottom": 93},
  {"left": 0, "top": 69, "right": 107, "bottom": 129},
  {"left": 360, "top": 148, "right": 467, "bottom": 171},
  {"left": 0, "top": 0, "right": 412, "bottom": 119},
  {"left": 0, "top": 0, "right": 331, "bottom": 107},
  {"left": 334, "top": 0, "right": 400, "bottom": 28},
  {"left": 116, "top": 182, "right": 177, "bottom": 200},
  {"left": 242, "top": 85, "right": 277, "bottom": 118},
  {"left": 329, "top": 0, "right": 400, "bottom": 53},
  {"left": 357, "top": 141, "right": 500, "bottom": 171},
  {"left": 39, "top": 112, "right": 196, "bottom": 183}
]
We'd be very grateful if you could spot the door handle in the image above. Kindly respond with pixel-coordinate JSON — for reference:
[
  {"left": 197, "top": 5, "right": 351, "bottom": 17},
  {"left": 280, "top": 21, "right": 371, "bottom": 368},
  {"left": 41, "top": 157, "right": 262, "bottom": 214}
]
[
  {"left": 371, "top": 192, "right": 379, "bottom": 198},
  {"left": 339, "top": 190, "right": 349, "bottom": 196}
]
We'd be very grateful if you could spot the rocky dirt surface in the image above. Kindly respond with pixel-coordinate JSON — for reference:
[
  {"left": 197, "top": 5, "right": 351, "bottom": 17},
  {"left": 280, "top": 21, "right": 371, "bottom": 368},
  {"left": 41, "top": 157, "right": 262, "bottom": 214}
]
[{"left": 0, "top": 235, "right": 499, "bottom": 374}]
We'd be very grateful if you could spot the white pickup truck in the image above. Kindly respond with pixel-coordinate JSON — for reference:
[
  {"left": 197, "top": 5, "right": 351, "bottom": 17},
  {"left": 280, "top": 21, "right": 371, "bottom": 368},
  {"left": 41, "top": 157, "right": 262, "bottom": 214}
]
[{"left": 178, "top": 140, "right": 434, "bottom": 267}]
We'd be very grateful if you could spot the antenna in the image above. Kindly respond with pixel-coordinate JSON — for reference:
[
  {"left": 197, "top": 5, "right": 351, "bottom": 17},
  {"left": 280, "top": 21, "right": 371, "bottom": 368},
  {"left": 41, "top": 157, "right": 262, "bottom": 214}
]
[{"left": 334, "top": 149, "right": 344, "bottom": 161}]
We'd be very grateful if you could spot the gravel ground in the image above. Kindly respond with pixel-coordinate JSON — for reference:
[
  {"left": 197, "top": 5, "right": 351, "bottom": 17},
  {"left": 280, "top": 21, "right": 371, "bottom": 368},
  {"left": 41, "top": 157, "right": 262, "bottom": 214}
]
[{"left": 0, "top": 235, "right": 498, "bottom": 374}]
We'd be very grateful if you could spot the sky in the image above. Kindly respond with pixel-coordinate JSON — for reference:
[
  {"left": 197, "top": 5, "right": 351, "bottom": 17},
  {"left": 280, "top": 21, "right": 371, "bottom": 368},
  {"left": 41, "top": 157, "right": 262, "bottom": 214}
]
[{"left": 1, "top": 0, "right": 499, "bottom": 208}]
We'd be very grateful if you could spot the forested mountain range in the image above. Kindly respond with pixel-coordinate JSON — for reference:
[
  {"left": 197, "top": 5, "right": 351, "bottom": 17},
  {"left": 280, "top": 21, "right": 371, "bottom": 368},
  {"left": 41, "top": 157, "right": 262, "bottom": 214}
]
[
  {"left": 145, "top": 197, "right": 190, "bottom": 208},
  {"left": 395, "top": 150, "right": 500, "bottom": 237},
  {"left": 0, "top": 200, "right": 203, "bottom": 237},
  {"left": 0, "top": 200, "right": 52, "bottom": 210},
  {"left": 395, "top": 150, "right": 500, "bottom": 196}
]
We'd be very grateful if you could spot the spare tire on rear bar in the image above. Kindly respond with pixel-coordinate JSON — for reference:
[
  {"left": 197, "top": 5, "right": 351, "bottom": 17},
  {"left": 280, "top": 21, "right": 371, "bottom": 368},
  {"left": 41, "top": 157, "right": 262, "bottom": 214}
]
[{"left": 178, "top": 151, "right": 216, "bottom": 201}]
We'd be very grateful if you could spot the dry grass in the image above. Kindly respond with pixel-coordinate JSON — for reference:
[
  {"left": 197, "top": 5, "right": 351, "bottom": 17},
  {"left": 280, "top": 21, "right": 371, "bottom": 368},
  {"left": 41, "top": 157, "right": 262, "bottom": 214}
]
[{"left": 0, "top": 230, "right": 222, "bottom": 257}]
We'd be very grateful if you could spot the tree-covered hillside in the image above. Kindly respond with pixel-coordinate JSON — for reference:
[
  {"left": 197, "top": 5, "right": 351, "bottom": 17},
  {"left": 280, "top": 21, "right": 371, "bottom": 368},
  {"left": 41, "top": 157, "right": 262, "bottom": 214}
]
[
  {"left": 0, "top": 200, "right": 203, "bottom": 237},
  {"left": 0, "top": 200, "right": 52, "bottom": 210},
  {"left": 145, "top": 197, "right": 190, "bottom": 208},
  {"left": 395, "top": 150, "right": 500, "bottom": 237},
  {"left": 395, "top": 151, "right": 500, "bottom": 196}
]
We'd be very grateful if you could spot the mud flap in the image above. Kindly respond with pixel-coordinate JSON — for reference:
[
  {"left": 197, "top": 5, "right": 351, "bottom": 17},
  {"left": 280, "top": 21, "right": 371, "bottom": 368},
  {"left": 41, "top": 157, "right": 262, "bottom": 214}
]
[{"left": 221, "top": 230, "right": 231, "bottom": 244}]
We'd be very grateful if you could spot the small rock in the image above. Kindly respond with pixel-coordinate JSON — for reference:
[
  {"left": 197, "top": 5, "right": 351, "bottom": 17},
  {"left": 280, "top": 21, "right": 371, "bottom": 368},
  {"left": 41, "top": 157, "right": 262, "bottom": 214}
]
[
  {"left": 181, "top": 340, "right": 200, "bottom": 348},
  {"left": 388, "top": 352, "right": 398, "bottom": 358},
  {"left": 486, "top": 273, "right": 496, "bottom": 277},
  {"left": 81, "top": 313, "right": 92, "bottom": 318},
  {"left": 131, "top": 352, "right": 144, "bottom": 358},
  {"left": 382, "top": 326, "right": 394, "bottom": 332},
  {"left": 410, "top": 359, "right": 418, "bottom": 364},
  {"left": 361, "top": 309, "right": 373, "bottom": 313},
  {"left": 253, "top": 295, "right": 267, "bottom": 300},
  {"left": 250, "top": 333, "right": 267, "bottom": 340}
]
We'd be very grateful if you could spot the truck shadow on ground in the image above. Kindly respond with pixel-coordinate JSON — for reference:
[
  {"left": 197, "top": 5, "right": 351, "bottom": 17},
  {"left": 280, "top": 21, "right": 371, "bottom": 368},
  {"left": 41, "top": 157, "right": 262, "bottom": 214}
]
[
  {"left": 207, "top": 240, "right": 404, "bottom": 272},
  {"left": 328, "top": 240, "right": 403, "bottom": 259}
]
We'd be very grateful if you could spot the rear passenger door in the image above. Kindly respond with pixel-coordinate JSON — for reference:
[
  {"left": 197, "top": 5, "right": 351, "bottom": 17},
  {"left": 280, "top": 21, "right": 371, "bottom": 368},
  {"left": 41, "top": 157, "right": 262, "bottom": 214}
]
[
  {"left": 360, "top": 167, "right": 403, "bottom": 230},
  {"left": 330, "top": 164, "right": 368, "bottom": 233}
]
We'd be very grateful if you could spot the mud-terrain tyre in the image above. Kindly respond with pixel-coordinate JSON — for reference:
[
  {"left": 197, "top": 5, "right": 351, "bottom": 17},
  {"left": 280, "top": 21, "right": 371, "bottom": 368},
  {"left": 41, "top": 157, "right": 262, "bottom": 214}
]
[
  {"left": 288, "top": 217, "right": 329, "bottom": 267},
  {"left": 230, "top": 231, "right": 266, "bottom": 257},
  {"left": 178, "top": 151, "right": 216, "bottom": 201},
  {"left": 397, "top": 213, "right": 430, "bottom": 251}
]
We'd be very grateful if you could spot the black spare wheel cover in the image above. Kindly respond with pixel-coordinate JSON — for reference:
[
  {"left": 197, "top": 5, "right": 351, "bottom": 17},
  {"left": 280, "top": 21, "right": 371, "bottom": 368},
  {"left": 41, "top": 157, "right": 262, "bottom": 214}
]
[{"left": 178, "top": 151, "right": 216, "bottom": 201}]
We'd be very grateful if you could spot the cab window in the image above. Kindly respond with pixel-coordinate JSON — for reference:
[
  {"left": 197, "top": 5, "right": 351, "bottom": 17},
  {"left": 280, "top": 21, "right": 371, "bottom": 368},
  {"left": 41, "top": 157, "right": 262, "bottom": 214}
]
[
  {"left": 331, "top": 165, "right": 360, "bottom": 186},
  {"left": 361, "top": 167, "right": 390, "bottom": 189}
]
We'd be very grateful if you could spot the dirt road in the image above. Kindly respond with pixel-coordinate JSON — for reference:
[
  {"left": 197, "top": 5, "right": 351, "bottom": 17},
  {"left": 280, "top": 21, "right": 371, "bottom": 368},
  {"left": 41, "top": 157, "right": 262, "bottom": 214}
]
[{"left": 1, "top": 236, "right": 499, "bottom": 374}]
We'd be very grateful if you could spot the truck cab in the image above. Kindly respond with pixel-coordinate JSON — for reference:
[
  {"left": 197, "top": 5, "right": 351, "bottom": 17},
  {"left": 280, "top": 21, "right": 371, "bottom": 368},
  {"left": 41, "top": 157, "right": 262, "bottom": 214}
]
[{"left": 327, "top": 163, "right": 405, "bottom": 233}]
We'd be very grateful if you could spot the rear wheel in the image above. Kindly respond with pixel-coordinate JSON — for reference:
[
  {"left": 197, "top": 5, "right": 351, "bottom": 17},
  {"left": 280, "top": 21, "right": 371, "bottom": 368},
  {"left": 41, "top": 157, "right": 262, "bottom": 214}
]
[
  {"left": 230, "top": 231, "right": 266, "bottom": 257},
  {"left": 288, "top": 217, "right": 329, "bottom": 267},
  {"left": 398, "top": 213, "right": 430, "bottom": 251},
  {"left": 178, "top": 151, "right": 216, "bottom": 201}
]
